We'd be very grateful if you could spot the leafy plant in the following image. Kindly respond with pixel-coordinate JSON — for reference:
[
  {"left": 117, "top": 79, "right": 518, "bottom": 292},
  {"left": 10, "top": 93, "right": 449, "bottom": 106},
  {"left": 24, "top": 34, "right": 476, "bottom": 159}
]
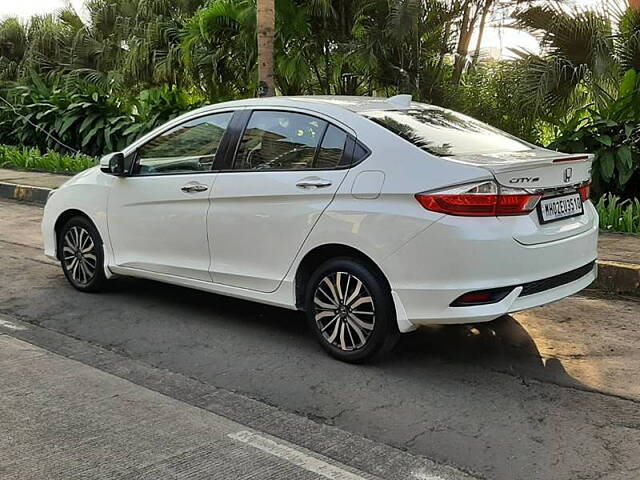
[
  {"left": 0, "top": 76, "right": 134, "bottom": 156},
  {"left": 0, "top": 144, "right": 95, "bottom": 173},
  {"left": 595, "top": 193, "right": 640, "bottom": 234},
  {"left": 0, "top": 79, "right": 205, "bottom": 157},
  {"left": 549, "top": 70, "right": 640, "bottom": 199},
  {"left": 124, "top": 86, "right": 205, "bottom": 142}
]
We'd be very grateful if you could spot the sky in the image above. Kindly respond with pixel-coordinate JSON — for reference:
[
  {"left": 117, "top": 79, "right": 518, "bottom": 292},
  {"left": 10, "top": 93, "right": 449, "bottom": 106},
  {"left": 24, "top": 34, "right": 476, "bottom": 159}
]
[
  {"left": 1, "top": 0, "right": 84, "bottom": 22},
  {"left": 0, "top": 0, "right": 606, "bottom": 60}
]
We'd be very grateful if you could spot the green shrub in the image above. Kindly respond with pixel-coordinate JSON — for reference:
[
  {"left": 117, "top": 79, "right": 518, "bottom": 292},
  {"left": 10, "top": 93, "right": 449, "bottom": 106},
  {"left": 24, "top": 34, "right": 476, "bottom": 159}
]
[
  {"left": 0, "top": 78, "right": 205, "bottom": 157},
  {"left": 549, "top": 70, "right": 640, "bottom": 200},
  {"left": 595, "top": 193, "right": 640, "bottom": 234},
  {"left": 0, "top": 144, "right": 95, "bottom": 173}
]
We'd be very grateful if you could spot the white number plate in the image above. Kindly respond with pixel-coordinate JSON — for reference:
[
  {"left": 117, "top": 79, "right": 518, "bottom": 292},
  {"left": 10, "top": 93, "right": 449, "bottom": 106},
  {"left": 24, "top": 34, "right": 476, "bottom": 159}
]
[{"left": 539, "top": 193, "right": 583, "bottom": 224}]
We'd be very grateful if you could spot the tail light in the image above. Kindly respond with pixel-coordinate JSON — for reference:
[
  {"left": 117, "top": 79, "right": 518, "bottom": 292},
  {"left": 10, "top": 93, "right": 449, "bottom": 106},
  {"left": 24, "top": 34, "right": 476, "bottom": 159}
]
[
  {"left": 578, "top": 183, "right": 591, "bottom": 202},
  {"left": 415, "top": 181, "right": 542, "bottom": 217}
]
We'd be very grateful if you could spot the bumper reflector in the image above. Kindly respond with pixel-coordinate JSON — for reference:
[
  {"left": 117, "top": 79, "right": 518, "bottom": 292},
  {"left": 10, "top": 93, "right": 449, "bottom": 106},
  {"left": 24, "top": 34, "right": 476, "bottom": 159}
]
[{"left": 450, "top": 288, "right": 513, "bottom": 307}]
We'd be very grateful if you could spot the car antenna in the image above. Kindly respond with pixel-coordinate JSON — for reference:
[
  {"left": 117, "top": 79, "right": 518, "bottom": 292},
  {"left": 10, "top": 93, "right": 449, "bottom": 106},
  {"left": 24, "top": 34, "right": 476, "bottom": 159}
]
[{"left": 387, "top": 94, "right": 412, "bottom": 109}]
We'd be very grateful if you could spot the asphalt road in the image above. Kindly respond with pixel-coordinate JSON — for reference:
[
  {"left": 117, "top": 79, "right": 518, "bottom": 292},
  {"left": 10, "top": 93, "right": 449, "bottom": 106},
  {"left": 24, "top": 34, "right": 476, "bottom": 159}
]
[{"left": 1, "top": 199, "right": 640, "bottom": 480}]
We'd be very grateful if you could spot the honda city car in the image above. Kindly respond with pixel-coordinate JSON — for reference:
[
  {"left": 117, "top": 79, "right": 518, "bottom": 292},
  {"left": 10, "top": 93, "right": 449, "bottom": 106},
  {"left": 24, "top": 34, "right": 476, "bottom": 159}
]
[{"left": 42, "top": 95, "right": 598, "bottom": 362}]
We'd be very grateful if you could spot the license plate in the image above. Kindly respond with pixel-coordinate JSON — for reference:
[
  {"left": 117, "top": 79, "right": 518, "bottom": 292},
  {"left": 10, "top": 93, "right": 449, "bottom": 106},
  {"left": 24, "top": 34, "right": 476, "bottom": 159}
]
[{"left": 538, "top": 193, "right": 583, "bottom": 224}]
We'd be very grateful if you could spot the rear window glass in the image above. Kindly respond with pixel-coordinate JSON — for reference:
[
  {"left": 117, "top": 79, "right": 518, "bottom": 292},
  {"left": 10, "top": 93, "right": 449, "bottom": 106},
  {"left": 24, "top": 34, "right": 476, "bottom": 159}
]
[{"left": 362, "top": 108, "right": 530, "bottom": 156}]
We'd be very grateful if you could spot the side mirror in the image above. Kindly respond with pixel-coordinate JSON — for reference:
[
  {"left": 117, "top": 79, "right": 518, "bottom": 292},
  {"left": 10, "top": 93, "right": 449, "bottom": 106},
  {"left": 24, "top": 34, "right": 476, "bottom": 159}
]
[{"left": 100, "top": 152, "right": 126, "bottom": 176}]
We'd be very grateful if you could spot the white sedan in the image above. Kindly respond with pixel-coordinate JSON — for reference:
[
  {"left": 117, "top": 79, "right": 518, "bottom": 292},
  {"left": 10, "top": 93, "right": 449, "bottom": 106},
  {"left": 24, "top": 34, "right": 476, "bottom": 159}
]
[{"left": 42, "top": 95, "right": 598, "bottom": 362}]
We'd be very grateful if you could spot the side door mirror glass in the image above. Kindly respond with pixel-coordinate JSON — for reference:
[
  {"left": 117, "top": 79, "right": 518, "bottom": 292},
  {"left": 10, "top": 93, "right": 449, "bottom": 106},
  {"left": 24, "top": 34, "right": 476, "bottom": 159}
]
[{"left": 100, "top": 152, "right": 126, "bottom": 176}]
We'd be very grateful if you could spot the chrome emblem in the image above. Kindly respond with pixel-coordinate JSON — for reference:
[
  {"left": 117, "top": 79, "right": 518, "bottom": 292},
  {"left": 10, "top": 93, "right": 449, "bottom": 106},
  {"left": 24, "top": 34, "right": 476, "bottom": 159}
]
[
  {"left": 509, "top": 177, "right": 540, "bottom": 184},
  {"left": 563, "top": 167, "right": 573, "bottom": 183}
]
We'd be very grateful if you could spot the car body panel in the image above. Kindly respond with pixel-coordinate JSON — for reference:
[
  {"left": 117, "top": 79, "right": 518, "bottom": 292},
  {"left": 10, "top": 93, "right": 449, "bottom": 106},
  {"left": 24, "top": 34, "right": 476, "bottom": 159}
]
[
  {"left": 106, "top": 173, "right": 217, "bottom": 281},
  {"left": 208, "top": 169, "right": 350, "bottom": 291}
]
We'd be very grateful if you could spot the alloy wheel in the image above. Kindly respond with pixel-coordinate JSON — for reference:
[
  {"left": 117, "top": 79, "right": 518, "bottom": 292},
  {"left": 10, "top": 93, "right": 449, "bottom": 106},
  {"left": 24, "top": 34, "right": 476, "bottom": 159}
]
[
  {"left": 62, "top": 226, "right": 98, "bottom": 286},
  {"left": 313, "top": 271, "right": 375, "bottom": 351}
]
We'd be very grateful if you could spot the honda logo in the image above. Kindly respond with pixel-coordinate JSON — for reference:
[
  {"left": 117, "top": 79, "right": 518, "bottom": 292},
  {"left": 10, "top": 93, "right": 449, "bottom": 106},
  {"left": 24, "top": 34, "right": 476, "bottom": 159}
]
[{"left": 563, "top": 167, "right": 573, "bottom": 183}]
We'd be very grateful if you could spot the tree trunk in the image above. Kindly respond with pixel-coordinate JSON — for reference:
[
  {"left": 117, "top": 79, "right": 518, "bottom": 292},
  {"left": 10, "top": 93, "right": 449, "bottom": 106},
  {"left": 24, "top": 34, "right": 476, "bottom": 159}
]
[
  {"left": 451, "top": 3, "right": 472, "bottom": 85},
  {"left": 631, "top": 0, "right": 640, "bottom": 9},
  {"left": 472, "top": 0, "right": 493, "bottom": 65},
  {"left": 256, "top": 0, "right": 275, "bottom": 97},
  {"left": 451, "top": 0, "right": 482, "bottom": 85}
]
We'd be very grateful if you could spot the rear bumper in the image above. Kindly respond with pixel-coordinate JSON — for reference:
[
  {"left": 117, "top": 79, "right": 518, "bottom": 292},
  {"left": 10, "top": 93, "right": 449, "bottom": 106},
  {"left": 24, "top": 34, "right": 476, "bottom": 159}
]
[
  {"left": 382, "top": 202, "right": 598, "bottom": 328},
  {"left": 391, "top": 263, "right": 595, "bottom": 327}
]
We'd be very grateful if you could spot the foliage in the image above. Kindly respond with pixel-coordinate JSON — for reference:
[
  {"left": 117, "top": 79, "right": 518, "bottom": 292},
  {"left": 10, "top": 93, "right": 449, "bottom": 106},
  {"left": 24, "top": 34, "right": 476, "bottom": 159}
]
[
  {"left": 512, "top": 4, "right": 617, "bottom": 117},
  {"left": 442, "top": 61, "right": 546, "bottom": 144},
  {"left": 0, "top": 76, "right": 133, "bottom": 156},
  {"left": 549, "top": 69, "right": 640, "bottom": 199},
  {"left": 124, "top": 86, "right": 206, "bottom": 143},
  {"left": 0, "top": 79, "right": 204, "bottom": 157},
  {"left": 595, "top": 193, "right": 640, "bottom": 234},
  {"left": 0, "top": 144, "right": 95, "bottom": 173},
  {"left": 0, "top": 0, "right": 539, "bottom": 155}
]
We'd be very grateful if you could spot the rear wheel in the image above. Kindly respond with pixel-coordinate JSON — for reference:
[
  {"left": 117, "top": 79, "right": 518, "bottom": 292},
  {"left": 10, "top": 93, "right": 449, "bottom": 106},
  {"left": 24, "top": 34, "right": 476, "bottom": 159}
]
[
  {"left": 58, "top": 216, "right": 107, "bottom": 292},
  {"left": 304, "top": 257, "right": 399, "bottom": 363}
]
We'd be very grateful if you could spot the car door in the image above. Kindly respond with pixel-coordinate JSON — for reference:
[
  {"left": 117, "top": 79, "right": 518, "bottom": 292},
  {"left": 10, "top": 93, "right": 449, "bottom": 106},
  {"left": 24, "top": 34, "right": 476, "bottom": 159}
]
[
  {"left": 107, "top": 111, "right": 234, "bottom": 281},
  {"left": 208, "top": 109, "right": 353, "bottom": 292}
]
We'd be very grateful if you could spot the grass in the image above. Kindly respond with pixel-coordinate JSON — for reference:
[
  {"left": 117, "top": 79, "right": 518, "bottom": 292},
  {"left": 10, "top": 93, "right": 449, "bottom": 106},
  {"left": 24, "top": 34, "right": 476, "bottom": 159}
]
[
  {"left": 595, "top": 193, "right": 640, "bottom": 234},
  {"left": 0, "top": 144, "right": 96, "bottom": 174}
]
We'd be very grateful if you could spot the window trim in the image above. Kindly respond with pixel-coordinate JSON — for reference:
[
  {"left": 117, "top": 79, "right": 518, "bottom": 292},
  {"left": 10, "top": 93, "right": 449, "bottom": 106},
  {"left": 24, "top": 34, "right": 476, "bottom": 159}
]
[
  {"left": 128, "top": 109, "right": 238, "bottom": 177},
  {"left": 222, "top": 109, "right": 355, "bottom": 174}
]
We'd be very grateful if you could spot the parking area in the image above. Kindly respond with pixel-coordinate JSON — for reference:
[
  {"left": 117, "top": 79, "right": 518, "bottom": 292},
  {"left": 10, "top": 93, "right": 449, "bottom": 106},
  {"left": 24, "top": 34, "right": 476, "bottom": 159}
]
[{"left": 1, "top": 198, "right": 639, "bottom": 480}]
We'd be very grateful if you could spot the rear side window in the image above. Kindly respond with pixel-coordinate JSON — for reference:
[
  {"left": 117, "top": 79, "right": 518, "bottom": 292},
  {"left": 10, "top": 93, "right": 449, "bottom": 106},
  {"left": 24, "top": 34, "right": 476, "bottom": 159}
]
[
  {"left": 234, "top": 111, "right": 327, "bottom": 170},
  {"left": 316, "top": 125, "right": 348, "bottom": 169},
  {"left": 232, "top": 111, "right": 352, "bottom": 171},
  {"left": 362, "top": 108, "right": 530, "bottom": 157}
]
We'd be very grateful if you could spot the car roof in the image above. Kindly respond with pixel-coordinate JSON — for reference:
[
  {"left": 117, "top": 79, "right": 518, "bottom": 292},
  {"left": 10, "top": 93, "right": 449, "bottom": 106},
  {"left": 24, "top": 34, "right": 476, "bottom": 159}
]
[
  {"left": 282, "top": 96, "right": 409, "bottom": 112},
  {"left": 192, "top": 95, "right": 437, "bottom": 115}
]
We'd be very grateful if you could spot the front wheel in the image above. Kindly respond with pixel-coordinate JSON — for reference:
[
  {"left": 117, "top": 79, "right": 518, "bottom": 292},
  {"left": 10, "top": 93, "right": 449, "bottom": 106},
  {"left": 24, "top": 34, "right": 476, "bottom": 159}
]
[
  {"left": 58, "top": 216, "right": 107, "bottom": 292},
  {"left": 304, "top": 257, "right": 399, "bottom": 363}
]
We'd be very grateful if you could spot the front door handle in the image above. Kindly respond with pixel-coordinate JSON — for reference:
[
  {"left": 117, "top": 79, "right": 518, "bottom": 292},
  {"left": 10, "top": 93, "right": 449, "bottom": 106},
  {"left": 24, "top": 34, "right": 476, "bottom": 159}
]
[
  {"left": 181, "top": 183, "right": 208, "bottom": 193},
  {"left": 296, "top": 177, "right": 333, "bottom": 189}
]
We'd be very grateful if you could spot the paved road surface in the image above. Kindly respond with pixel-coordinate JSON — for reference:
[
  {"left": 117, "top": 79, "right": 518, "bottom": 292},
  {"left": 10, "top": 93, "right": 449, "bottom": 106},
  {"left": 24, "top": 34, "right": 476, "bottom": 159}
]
[
  {"left": 1, "top": 199, "right": 639, "bottom": 480},
  {"left": 1, "top": 335, "right": 383, "bottom": 480}
]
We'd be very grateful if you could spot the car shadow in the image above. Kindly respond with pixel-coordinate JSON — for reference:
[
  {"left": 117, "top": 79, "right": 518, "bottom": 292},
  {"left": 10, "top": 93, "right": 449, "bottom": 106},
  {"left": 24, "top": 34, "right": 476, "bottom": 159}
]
[
  {"left": 390, "top": 316, "right": 585, "bottom": 389},
  {"left": 102, "top": 275, "right": 583, "bottom": 391}
]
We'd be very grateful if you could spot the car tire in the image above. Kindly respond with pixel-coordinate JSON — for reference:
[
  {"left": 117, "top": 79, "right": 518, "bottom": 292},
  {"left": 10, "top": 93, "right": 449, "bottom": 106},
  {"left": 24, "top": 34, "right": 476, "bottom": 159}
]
[
  {"left": 304, "top": 257, "right": 399, "bottom": 363},
  {"left": 58, "top": 216, "right": 107, "bottom": 293}
]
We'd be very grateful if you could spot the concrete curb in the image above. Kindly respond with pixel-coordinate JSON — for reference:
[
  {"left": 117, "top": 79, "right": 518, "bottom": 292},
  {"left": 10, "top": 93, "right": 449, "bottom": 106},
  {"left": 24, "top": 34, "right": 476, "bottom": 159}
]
[
  {"left": 592, "top": 260, "right": 640, "bottom": 297},
  {"left": 0, "top": 181, "right": 50, "bottom": 205},
  {"left": 0, "top": 183, "right": 638, "bottom": 298}
]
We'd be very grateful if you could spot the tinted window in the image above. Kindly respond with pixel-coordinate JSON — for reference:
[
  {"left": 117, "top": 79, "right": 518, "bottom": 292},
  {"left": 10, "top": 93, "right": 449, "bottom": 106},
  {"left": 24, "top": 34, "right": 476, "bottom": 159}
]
[
  {"left": 136, "top": 112, "right": 232, "bottom": 175},
  {"left": 315, "top": 125, "right": 348, "bottom": 169},
  {"left": 362, "top": 108, "right": 530, "bottom": 156},
  {"left": 234, "top": 111, "right": 326, "bottom": 170},
  {"left": 353, "top": 141, "right": 370, "bottom": 164}
]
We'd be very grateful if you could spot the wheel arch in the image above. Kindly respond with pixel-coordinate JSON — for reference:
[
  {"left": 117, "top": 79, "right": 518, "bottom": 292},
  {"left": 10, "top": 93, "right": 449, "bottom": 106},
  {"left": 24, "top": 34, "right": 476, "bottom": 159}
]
[
  {"left": 53, "top": 209, "right": 97, "bottom": 260},
  {"left": 294, "top": 243, "right": 392, "bottom": 310}
]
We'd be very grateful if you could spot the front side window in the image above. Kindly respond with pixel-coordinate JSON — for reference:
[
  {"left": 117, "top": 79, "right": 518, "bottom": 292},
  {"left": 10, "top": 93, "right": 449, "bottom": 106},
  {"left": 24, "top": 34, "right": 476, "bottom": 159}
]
[
  {"left": 234, "top": 111, "right": 341, "bottom": 170},
  {"left": 362, "top": 108, "right": 530, "bottom": 157},
  {"left": 135, "top": 112, "right": 233, "bottom": 175}
]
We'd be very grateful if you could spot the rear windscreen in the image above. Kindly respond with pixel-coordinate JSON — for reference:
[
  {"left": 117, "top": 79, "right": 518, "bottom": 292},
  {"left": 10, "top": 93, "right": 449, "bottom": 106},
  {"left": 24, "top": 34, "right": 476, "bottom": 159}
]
[{"left": 362, "top": 108, "right": 531, "bottom": 156}]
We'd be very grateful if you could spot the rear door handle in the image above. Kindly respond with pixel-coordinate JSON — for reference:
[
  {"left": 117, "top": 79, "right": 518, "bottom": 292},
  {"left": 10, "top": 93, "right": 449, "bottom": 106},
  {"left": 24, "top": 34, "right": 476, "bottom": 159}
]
[
  {"left": 181, "top": 183, "right": 208, "bottom": 193},
  {"left": 296, "top": 177, "right": 332, "bottom": 189}
]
